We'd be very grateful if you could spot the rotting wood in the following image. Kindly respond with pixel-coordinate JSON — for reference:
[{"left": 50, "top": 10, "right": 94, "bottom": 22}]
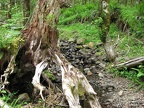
[
  {"left": 55, "top": 52, "right": 101, "bottom": 108},
  {"left": 116, "top": 57, "right": 144, "bottom": 69},
  {"left": 0, "top": 0, "right": 101, "bottom": 107}
]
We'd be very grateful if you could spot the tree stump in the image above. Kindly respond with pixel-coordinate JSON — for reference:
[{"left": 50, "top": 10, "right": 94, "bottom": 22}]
[{"left": 0, "top": 0, "right": 101, "bottom": 108}]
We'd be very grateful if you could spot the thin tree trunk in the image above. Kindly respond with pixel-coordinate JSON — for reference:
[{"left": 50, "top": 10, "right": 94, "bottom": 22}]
[
  {"left": 22, "top": 0, "right": 30, "bottom": 25},
  {"left": 7, "top": 0, "right": 15, "bottom": 19},
  {"left": 99, "top": 0, "right": 117, "bottom": 62}
]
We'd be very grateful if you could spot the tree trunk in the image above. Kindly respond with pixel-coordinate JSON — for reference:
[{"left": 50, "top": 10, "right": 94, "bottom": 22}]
[
  {"left": 99, "top": 0, "right": 117, "bottom": 62},
  {"left": 0, "top": 0, "right": 101, "bottom": 107},
  {"left": 22, "top": 0, "right": 30, "bottom": 25},
  {"left": 7, "top": 0, "right": 15, "bottom": 19}
]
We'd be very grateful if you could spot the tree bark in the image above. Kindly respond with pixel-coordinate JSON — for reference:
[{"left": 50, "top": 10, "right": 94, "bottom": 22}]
[{"left": 0, "top": 0, "right": 101, "bottom": 107}]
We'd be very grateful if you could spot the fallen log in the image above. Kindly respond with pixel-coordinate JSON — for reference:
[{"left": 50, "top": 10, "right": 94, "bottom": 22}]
[{"left": 116, "top": 57, "right": 144, "bottom": 69}]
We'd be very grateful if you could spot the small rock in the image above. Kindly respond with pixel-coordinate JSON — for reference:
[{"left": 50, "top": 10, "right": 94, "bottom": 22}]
[
  {"left": 98, "top": 73, "right": 104, "bottom": 78},
  {"left": 18, "top": 93, "right": 30, "bottom": 103},
  {"left": 99, "top": 63, "right": 105, "bottom": 68},
  {"left": 82, "top": 44, "right": 88, "bottom": 48},
  {"left": 76, "top": 38, "right": 85, "bottom": 45},
  {"left": 76, "top": 45, "right": 83, "bottom": 49},
  {"left": 104, "top": 99, "right": 113, "bottom": 105},
  {"left": 118, "top": 90, "right": 123, "bottom": 96},
  {"left": 68, "top": 38, "right": 75, "bottom": 42},
  {"left": 106, "top": 85, "right": 115, "bottom": 92},
  {"left": 95, "top": 52, "right": 102, "bottom": 56},
  {"left": 90, "top": 66, "right": 96, "bottom": 73},
  {"left": 87, "top": 71, "right": 93, "bottom": 76},
  {"left": 88, "top": 42, "right": 94, "bottom": 49},
  {"left": 84, "top": 68, "right": 90, "bottom": 72},
  {"left": 84, "top": 68, "right": 92, "bottom": 75}
]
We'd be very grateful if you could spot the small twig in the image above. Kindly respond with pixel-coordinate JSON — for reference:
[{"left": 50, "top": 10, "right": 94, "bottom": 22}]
[
  {"left": 115, "top": 34, "right": 120, "bottom": 47},
  {"left": 55, "top": 104, "right": 69, "bottom": 107},
  {"left": 134, "top": 38, "right": 144, "bottom": 44},
  {"left": 125, "top": 44, "right": 130, "bottom": 55}
]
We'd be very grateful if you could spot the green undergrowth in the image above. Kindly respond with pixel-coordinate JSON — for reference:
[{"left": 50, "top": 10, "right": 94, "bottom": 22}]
[
  {"left": 0, "top": 90, "right": 25, "bottom": 108},
  {"left": 111, "top": 65, "right": 144, "bottom": 90},
  {"left": 58, "top": 23, "right": 101, "bottom": 44},
  {"left": 120, "top": 3, "right": 144, "bottom": 38},
  {"left": 115, "top": 34, "right": 144, "bottom": 63},
  {"left": 59, "top": 3, "right": 98, "bottom": 25},
  {"left": 0, "top": 5, "right": 24, "bottom": 55}
]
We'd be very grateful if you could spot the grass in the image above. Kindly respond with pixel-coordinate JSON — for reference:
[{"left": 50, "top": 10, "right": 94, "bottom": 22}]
[{"left": 58, "top": 23, "right": 101, "bottom": 44}]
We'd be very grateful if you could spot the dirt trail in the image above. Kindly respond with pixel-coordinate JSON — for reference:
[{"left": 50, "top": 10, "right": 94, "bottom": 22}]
[{"left": 60, "top": 39, "right": 144, "bottom": 108}]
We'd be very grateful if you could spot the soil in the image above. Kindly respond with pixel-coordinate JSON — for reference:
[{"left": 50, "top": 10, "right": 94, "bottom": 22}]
[{"left": 59, "top": 39, "right": 144, "bottom": 108}]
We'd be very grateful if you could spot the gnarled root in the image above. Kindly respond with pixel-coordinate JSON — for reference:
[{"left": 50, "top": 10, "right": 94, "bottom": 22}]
[
  {"left": 0, "top": 55, "right": 15, "bottom": 90},
  {"left": 32, "top": 60, "right": 48, "bottom": 101}
]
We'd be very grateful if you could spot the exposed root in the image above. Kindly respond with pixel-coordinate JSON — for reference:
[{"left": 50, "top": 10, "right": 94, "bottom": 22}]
[
  {"left": 32, "top": 60, "right": 48, "bottom": 101},
  {"left": 55, "top": 53, "right": 101, "bottom": 108},
  {"left": 0, "top": 55, "right": 15, "bottom": 90}
]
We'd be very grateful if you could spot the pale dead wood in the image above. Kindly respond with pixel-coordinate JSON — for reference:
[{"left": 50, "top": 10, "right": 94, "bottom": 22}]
[
  {"left": 32, "top": 60, "right": 48, "bottom": 101},
  {"left": 0, "top": 99, "right": 10, "bottom": 108},
  {"left": 55, "top": 53, "right": 101, "bottom": 108},
  {"left": 0, "top": 55, "right": 16, "bottom": 90},
  {"left": 116, "top": 57, "right": 144, "bottom": 69}
]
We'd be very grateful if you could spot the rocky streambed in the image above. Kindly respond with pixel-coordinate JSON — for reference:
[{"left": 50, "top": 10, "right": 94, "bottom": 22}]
[{"left": 59, "top": 39, "right": 144, "bottom": 108}]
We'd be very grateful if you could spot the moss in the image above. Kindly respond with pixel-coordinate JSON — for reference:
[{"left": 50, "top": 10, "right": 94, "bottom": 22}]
[
  {"left": 78, "top": 82, "right": 85, "bottom": 96},
  {"left": 44, "top": 70, "right": 55, "bottom": 80},
  {"left": 6, "top": 36, "right": 24, "bottom": 56},
  {"left": 46, "top": 13, "right": 56, "bottom": 28}
]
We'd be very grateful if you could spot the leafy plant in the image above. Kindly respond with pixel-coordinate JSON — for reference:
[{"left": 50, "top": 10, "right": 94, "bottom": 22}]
[
  {"left": 59, "top": 3, "right": 97, "bottom": 24},
  {"left": 44, "top": 70, "right": 55, "bottom": 80},
  {"left": 111, "top": 65, "right": 144, "bottom": 90},
  {"left": 0, "top": 90, "right": 23, "bottom": 107},
  {"left": 132, "top": 65, "right": 144, "bottom": 78},
  {"left": 0, "top": 4, "right": 24, "bottom": 55}
]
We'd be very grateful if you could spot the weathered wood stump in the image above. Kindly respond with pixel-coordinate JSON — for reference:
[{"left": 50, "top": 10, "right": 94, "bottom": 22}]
[{"left": 0, "top": 0, "right": 101, "bottom": 108}]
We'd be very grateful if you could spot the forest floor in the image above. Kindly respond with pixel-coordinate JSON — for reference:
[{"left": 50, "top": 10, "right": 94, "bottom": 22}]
[
  {"left": 59, "top": 39, "right": 144, "bottom": 108},
  {"left": 20, "top": 39, "right": 144, "bottom": 108}
]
